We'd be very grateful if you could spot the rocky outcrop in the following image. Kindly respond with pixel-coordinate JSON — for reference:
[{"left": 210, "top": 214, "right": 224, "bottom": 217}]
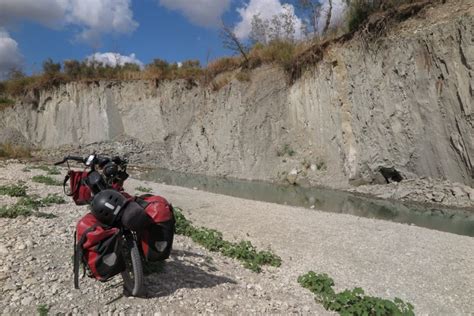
[{"left": 1, "top": 1, "right": 472, "bottom": 188}]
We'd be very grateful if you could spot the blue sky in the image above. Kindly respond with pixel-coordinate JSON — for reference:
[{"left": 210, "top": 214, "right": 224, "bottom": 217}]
[{"left": 0, "top": 0, "right": 340, "bottom": 77}]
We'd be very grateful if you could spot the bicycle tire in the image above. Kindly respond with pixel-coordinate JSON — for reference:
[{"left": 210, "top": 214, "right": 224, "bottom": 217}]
[{"left": 121, "top": 238, "right": 145, "bottom": 297}]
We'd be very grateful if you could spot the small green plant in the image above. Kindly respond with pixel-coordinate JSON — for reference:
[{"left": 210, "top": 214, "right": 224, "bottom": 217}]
[
  {"left": 0, "top": 204, "right": 33, "bottom": 218},
  {"left": 31, "top": 165, "right": 61, "bottom": 175},
  {"left": 35, "top": 211, "right": 58, "bottom": 219},
  {"left": 32, "top": 175, "right": 61, "bottom": 186},
  {"left": 37, "top": 304, "right": 49, "bottom": 316},
  {"left": 277, "top": 144, "right": 296, "bottom": 157},
  {"left": 135, "top": 186, "right": 152, "bottom": 193},
  {"left": 316, "top": 160, "right": 326, "bottom": 171},
  {"left": 0, "top": 183, "right": 28, "bottom": 197},
  {"left": 40, "top": 194, "right": 66, "bottom": 206},
  {"left": 0, "top": 97, "right": 15, "bottom": 111},
  {"left": 0, "top": 194, "right": 64, "bottom": 218},
  {"left": 174, "top": 207, "right": 281, "bottom": 272},
  {"left": 47, "top": 167, "right": 61, "bottom": 175},
  {"left": 298, "top": 271, "right": 415, "bottom": 315}
]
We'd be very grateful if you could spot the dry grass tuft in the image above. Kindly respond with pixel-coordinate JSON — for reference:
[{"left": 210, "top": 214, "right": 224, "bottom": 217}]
[{"left": 0, "top": 143, "right": 32, "bottom": 159}]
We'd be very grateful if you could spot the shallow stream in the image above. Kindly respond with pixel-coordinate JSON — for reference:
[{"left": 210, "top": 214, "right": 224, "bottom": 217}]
[{"left": 138, "top": 168, "right": 474, "bottom": 237}]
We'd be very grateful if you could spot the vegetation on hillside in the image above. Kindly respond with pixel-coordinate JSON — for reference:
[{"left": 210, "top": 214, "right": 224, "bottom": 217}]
[{"left": 0, "top": 0, "right": 435, "bottom": 99}]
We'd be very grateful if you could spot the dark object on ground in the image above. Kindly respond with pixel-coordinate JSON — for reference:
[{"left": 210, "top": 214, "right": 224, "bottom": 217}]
[{"left": 379, "top": 167, "right": 403, "bottom": 183}]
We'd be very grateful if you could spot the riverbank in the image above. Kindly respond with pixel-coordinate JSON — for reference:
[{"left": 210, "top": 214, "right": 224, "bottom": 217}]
[{"left": 1, "top": 161, "right": 472, "bottom": 314}]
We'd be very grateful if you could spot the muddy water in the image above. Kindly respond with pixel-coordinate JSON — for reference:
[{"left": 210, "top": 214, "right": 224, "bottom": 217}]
[{"left": 138, "top": 168, "right": 474, "bottom": 237}]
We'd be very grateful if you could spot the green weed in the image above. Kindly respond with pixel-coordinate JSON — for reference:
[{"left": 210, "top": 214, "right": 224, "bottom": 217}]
[
  {"left": 174, "top": 207, "right": 281, "bottom": 272},
  {"left": 298, "top": 271, "right": 415, "bottom": 315},
  {"left": 32, "top": 175, "right": 61, "bottom": 186},
  {"left": 277, "top": 144, "right": 296, "bottom": 157},
  {"left": 135, "top": 186, "right": 152, "bottom": 193},
  {"left": 0, "top": 204, "right": 33, "bottom": 218},
  {"left": 31, "top": 165, "right": 61, "bottom": 175},
  {"left": 37, "top": 304, "right": 49, "bottom": 316},
  {"left": 40, "top": 194, "right": 66, "bottom": 206},
  {"left": 0, "top": 194, "right": 64, "bottom": 218},
  {"left": 0, "top": 183, "right": 28, "bottom": 197}
]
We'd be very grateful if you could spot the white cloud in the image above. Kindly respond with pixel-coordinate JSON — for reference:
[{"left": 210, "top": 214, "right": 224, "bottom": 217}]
[
  {"left": 234, "top": 0, "right": 303, "bottom": 40},
  {"left": 159, "top": 0, "right": 231, "bottom": 27},
  {"left": 0, "top": 0, "right": 138, "bottom": 45},
  {"left": 86, "top": 52, "right": 143, "bottom": 68},
  {"left": 0, "top": 0, "right": 68, "bottom": 27},
  {"left": 67, "top": 0, "right": 138, "bottom": 45},
  {"left": 0, "top": 29, "right": 22, "bottom": 79}
]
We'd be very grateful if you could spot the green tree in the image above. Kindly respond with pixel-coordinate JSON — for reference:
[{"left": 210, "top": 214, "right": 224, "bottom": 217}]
[
  {"left": 42, "top": 58, "right": 61, "bottom": 76},
  {"left": 63, "top": 60, "right": 81, "bottom": 79}
]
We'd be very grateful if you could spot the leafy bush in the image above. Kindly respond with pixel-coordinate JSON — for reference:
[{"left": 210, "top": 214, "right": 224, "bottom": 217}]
[
  {"left": 174, "top": 207, "right": 281, "bottom": 272},
  {"left": 0, "top": 183, "right": 28, "bottom": 197},
  {"left": 0, "top": 97, "right": 15, "bottom": 111},
  {"left": 42, "top": 58, "right": 61, "bottom": 76},
  {"left": 346, "top": 0, "right": 424, "bottom": 32},
  {"left": 0, "top": 143, "right": 31, "bottom": 158},
  {"left": 32, "top": 175, "right": 61, "bottom": 186},
  {"left": 298, "top": 271, "right": 415, "bottom": 315}
]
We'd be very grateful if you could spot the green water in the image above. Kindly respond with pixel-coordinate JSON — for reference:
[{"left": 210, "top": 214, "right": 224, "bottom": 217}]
[{"left": 138, "top": 168, "right": 474, "bottom": 237}]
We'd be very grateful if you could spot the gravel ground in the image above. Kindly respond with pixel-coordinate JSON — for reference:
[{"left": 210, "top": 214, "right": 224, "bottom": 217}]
[{"left": 1, "top": 161, "right": 473, "bottom": 315}]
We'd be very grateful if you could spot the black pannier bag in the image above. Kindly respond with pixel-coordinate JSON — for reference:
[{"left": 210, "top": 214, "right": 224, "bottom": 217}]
[{"left": 134, "top": 195, "right": 175, "bottom": 261}]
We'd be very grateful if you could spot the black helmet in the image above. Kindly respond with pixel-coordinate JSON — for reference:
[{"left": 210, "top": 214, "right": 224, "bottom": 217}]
[{"left": 90, "top": 189, "right": 127, "bottom": 225}]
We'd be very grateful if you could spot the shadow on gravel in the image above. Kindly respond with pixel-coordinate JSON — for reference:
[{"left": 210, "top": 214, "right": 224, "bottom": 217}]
[{"left": 144, "top": 250, "right": 237, "bottom": 298}]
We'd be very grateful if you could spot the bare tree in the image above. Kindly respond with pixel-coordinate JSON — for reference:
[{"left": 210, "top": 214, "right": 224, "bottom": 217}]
[
  {"left": 298, "top": 0, "right": 322, "bottom": 35},
  {"left": 322, "top": 0, "right": 333, "bottom": 34},
  {"left": 220, "top": 21, "right": 249, "bottom": 64},
  {"left": 250, "top": 14, "right": 268, "bottom": 44},
  {"left": 250, "top": 6, "right": 298, "bottom": 44},
  {"left": 280, "top": 5, "right": 297, "bottom": 42}
]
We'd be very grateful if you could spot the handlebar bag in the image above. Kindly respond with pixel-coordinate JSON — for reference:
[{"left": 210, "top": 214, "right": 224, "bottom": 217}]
[
  {"left": 64, "top": 171, "right": 92, "bottom": 205},
  {"left": 73, "top": 213, "right": 125, "bottom": 288},
  {"left": 136, "top": 195, "right": 175, "bottom": 262}
]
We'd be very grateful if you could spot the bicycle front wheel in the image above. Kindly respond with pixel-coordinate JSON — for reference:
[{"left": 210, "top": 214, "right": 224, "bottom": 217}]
[{"left": 121, "top": 237, "right": 145, "bottom": 297}]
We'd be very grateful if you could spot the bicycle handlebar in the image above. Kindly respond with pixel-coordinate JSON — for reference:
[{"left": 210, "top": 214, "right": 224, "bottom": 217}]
[
  {"left": 54, "top": 156, "right": 85, "bottom": 165},
  {"left": 54, "top": 155, "right": 128, "bottom": 166}
]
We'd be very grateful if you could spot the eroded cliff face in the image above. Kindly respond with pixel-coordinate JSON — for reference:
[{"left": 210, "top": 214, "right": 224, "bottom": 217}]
[{"left": 1, "top": 2, "right": 473, "bottom": 187}]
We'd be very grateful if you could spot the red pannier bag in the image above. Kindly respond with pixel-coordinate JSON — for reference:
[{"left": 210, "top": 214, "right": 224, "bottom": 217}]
[
  {"left": 73, "top": 213, "right": 125, "bottom": 288},
  {"left": 64, "top": 171, "right": 91, "bottom": 205},
  {"left": 64, "top": 171, "right": 125, "bottom": 205},
  {"left": 136, "top": 195, "right": 175, "bottom": 262}
]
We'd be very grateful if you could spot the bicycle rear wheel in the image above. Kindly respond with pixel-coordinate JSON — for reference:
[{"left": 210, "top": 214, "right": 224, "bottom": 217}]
[{"left": 121, "top": 237, "right": 145, "bottom": 297}]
